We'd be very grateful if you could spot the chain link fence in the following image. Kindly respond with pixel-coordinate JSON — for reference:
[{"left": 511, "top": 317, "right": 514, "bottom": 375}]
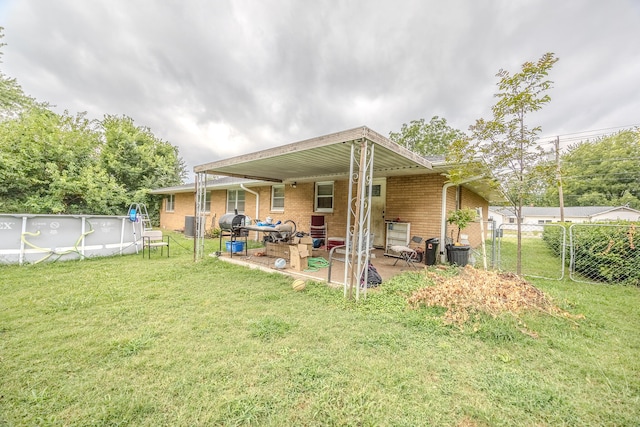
[
  {"left": 490, "top": 222, "right": 639, "bottom": 285},
  {"left": 496, "top": 223, "right": 567, "bottom": 280},
  {"left": 568, "top": 223, "right": 639, "bottom": 285}
]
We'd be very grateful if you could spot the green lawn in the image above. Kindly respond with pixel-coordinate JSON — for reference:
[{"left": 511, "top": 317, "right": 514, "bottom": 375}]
[{"left": 1, "top": 234, "right": 639, "bottom": 426}]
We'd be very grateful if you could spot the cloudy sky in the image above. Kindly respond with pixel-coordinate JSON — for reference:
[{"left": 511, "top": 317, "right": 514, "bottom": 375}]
[{"left": 2, "top": 0, "right": 639, "bottom": 179}]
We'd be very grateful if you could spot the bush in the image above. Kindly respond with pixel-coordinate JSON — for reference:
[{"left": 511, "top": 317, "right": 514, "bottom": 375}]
[{"left": 541, "top": 223, "right": 566, "bottom": 258}]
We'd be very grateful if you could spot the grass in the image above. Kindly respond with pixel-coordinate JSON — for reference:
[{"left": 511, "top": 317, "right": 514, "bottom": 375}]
[
  {"left": 1, "top": 233, "right": 639, "bottom": 426},
  {"left": 494, "top": 235, "right": 566, "bottom": 279}
]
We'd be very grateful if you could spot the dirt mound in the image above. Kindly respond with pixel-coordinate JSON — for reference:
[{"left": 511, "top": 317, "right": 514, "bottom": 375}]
[{"left": 408, "top": 266, "right": 580, "bottom": 329}]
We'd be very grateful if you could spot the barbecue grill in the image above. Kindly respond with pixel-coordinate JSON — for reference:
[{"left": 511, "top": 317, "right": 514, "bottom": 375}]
[
  {"left": 218, "top": 213, "right": 248, "bottom": 257},
  {"left": 219, "top": 213, "right": 248, "bottom": 237}
]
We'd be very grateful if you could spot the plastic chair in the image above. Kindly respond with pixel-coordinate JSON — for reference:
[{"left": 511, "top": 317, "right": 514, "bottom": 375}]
[{"left": 390, "top": 236, "right": 423, "bottom": 268}]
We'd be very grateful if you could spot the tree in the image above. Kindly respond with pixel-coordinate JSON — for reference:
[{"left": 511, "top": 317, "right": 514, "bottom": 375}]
[
  {"left": 552, "top": 130, "right": 640, "bottom": 209},
  {"left": 389, "top": 116, "right": 465, "bottom": 156},
  {"left": 100, "top": 115, "right": 186, "bottom": 220},
  {"left": 449, "top": 52, "right": 559, "bottom": 274},
  {"left": 0, "top": 109, "right": 186, "bottom": 216},
  {"left": 0, "top": 107, "right": 127, "bottom": 214}
]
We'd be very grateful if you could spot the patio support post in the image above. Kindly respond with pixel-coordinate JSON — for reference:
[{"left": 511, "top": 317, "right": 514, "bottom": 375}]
[
  {"left": 194, "top": 172, "right": 208, "bottom": 261},
  {"left": 344, "top": 136, "right": 374, "bottom": 300},
  {"left": 343, "top": 143, "right": 355, "bottom": 297}
]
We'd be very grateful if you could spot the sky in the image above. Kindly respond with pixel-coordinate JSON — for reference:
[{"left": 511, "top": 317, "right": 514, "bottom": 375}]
[{"left": 1, "top": 0, "right": 639, "bottom": 181}]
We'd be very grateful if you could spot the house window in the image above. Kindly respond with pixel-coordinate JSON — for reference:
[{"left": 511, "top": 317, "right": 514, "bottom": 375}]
[
  {"left": 205, "top": 191, "right": 212, "bottom": 213},
  {"left": 166, "top": 195, "right": 175, "bottom": 212},
  {"left": 509, "top": 217, "right": 515, "bottom": 224},
  {"left": 315, "top": 181, "right": 334, "bottom": 212},
  {"left": 227, "top": 189, "right": 245, "bottom": 213},
  {"left": 271, "top": 185, "right": 285, "bottom": 211},
  {"left": 366, "top": 184, "right": 381, "bottom": 197}
]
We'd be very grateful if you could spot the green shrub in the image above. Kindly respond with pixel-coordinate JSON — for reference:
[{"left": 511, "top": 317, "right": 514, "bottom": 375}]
[{"left": 541, "top": 223, "right": 567, "bottom": 258}]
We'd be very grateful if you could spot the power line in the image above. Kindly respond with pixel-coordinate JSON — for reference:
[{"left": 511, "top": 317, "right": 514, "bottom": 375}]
[{"left": 537, "top": 124, "right": 640, "bottom": 143}]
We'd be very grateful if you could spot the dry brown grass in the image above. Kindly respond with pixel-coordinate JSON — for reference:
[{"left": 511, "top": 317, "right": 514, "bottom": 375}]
[{"left": 408, "top": 266, "right": 583, "bottom": 330}]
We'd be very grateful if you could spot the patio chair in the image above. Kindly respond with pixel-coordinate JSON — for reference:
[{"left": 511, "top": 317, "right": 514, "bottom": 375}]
[
  {"left": 390, "top": 236, "right": 423, "bottom": 268},
  {"left": 310, "top": 215, "right": 327, "bottom": 249},
  {"left": 142, "top": 230, "right": 170, "bottom": 258}
]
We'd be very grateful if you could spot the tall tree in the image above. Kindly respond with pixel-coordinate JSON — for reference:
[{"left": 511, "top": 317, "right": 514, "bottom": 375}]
[
  {"left": 100, "top": 115, "right": 186, "bottom": 218},
  {"left": 0, "top": 108, "right": 127, "bottom": 214},
  {"left": 450, "top": 52, "right": 559, "bottom": 274},
  {"left": 389, "top": 116, "right": 465, "bottom": 156},
  {"left": 550, "top": 129, "right": 640, "bottom": 209}
]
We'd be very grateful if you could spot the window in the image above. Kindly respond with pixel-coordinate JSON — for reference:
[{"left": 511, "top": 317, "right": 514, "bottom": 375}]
[
  {"left": 315, "top": 181, "right": 334, "bottom": 212},
  {"left": 205, "top": 191, "right": 212, "bottom": 213},
  {"left": 271, "top": 185, "right": 284, "bottom": 211},
  {"left": 166, "top": 195, "right": 175, "bottom": 212},
  {"left": 366, "top": 184, "right": 381, "bottom": 197},
  {"left": 227, "top": 189, "right": 245, "bottom": 213}
]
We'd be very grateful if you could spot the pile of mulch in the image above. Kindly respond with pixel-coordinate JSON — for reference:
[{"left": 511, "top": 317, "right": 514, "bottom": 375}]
[{"left": 408, "top": 266, "right": 583, "bottom": 331}]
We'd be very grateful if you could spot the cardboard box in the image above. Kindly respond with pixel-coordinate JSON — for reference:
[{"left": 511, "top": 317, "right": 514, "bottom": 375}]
[
  {"left": 265, "top": 242, "right": 290, "bottom": 259},
  {"left": 289, "top": 244, "right": 309, "bottom": 271},
  {"left": 292, "top": 235, "right": 314, "bottom": 245}
]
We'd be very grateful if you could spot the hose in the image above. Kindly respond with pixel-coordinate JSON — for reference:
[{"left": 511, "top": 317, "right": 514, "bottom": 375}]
[{"left": 305, "top": 257, "right": 330, "bottom": 272}]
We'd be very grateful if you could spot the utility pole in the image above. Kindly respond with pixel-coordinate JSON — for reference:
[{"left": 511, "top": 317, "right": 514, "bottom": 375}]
[{"left": 555, "top": 136, "right": 565, "bottom": 222}]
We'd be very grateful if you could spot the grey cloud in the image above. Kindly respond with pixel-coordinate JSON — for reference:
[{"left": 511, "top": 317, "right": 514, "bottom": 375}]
[{"left": 2, "top": 0, "right": 639, "bottom": 176}]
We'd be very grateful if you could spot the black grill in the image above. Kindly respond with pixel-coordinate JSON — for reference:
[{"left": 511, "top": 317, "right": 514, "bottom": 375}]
[{"left": 219, "top": 213, "right": 247, "bottom": 237}]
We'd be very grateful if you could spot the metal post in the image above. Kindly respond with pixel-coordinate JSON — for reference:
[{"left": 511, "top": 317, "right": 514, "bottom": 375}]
[
  {"left": 344, "top": 136, "right": 374, "bottom": 300},
  {"left": 19, "top": 216, "right": 27, "bottom": 265},
  {"left": 194, "top": 172, "right": 207, "bottom": 261},
  {"left": 343, "top": 143, "right": 355, "bottom": 297},
  {"left": 81, "top": 217, "right": 86, "bottom": 259}
]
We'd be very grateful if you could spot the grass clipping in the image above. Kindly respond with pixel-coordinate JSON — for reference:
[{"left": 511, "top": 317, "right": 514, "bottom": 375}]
[{"left": 408, "top": 266, "right": 580, "bottom": 330}]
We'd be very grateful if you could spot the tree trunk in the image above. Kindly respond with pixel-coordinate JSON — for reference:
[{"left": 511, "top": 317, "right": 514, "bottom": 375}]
[{"left": 516, "top": 201, "right": 522, "bottom": 275}]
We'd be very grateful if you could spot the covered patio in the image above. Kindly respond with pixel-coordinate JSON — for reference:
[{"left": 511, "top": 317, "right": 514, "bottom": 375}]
[{"left": 193, "top": 126, "right": 433, "bottom": 299}]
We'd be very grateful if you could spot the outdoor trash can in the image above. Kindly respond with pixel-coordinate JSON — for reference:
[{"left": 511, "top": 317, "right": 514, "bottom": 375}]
[{"left": 425, "top": 237, "right": 439, "bottom": 265}]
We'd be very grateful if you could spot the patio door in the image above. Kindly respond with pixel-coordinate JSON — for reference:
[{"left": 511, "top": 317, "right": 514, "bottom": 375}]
[{"left": 369, "top": 178, "right": 386, "bottom": 248}]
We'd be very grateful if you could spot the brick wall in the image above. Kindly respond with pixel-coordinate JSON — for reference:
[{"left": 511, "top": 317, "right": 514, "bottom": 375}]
[
  {"left": 157, "top": 176, "right": 489, "bottom": 245},
  {"left": 386, "top": 174, "right": 448, "bottom": 240},
  {"left": 159, "top": 192, "right": 194, "bottom": 231}
]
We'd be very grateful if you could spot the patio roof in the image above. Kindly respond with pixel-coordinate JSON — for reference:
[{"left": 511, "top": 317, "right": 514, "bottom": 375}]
[{"left": 193, "top": 126, "right": 433, "bottom": 182}]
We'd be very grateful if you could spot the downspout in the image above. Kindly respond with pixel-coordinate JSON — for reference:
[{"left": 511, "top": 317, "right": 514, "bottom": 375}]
[
  {"left": 240, "top": 184, "right": 260, "bottom": 241},
  {"left": 440, "top": 175, "right": 484, "bottom": 263}
]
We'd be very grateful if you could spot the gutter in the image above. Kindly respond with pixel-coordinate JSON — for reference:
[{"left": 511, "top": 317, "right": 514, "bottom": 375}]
[
  {"left": 240, "top": 184, "right": 260, "bottom": 241},
  {"left": 440, "top": 175, "right": 484, "bottom": 263}
]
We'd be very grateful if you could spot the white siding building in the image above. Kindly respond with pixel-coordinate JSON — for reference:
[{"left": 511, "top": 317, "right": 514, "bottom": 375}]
[{"left": 489, "top": 206, "right": 640, "bottom": 227}]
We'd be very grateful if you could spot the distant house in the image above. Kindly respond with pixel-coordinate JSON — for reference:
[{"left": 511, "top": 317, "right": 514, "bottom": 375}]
[{"left": 489, "top": 205, "right": 640, "bottom": 227}]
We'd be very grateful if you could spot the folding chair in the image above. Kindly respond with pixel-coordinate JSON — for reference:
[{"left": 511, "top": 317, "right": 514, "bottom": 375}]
[
  {"left": 310, "top": 215, "right": 327, "bottom": 249},
  {"left": 390, "top": 236, "right": 423, "bottom": 268},
  {"left": 142, "top": 230, "right": 170, "bottom": 258}
]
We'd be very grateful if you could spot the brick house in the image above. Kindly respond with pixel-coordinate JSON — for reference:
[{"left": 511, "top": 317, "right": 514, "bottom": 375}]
[{"left": 151, "top": 127, "right": 497, "bottom": 258}]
